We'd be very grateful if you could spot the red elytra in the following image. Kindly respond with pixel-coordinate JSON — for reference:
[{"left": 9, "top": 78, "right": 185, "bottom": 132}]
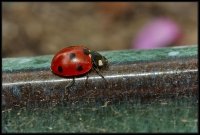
[{"left": 51, "top": 46, "right": 93, "bottom": 77}]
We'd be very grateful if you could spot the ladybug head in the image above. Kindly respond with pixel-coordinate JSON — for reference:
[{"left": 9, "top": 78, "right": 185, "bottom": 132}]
[{"left": 91, "top": 51, "right": 108, "bottom": 69}]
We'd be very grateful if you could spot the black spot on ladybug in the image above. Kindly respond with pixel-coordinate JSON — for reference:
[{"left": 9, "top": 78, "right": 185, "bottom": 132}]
[
  {"left": 83, "top": 48, "right": 90, "bottom": 55},
  {"left": 58, "top": 66, "right": 63, "bottom": 73},
  {"left": 69, "top": 53, "right": 76, "bottom": 60},
  {"left": 76, "top": 64, "right": 83, "bottom": 71}
]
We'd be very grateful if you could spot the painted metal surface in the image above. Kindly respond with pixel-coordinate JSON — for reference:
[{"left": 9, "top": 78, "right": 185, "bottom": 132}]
[{"left": 2, "top": 45, "right": 198, "bottom": 108}]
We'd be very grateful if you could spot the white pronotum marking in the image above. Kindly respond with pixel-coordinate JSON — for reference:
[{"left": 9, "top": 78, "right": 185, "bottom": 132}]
[{"left": 98, "top": 60, "right": 103, "bottom": 66}]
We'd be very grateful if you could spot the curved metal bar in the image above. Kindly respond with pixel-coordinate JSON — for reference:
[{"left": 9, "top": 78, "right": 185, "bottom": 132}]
[{"left": 2, "top": 46, "right": 198, "bottom": 108}]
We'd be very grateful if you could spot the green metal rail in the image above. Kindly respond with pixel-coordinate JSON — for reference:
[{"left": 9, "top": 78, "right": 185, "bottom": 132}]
[{"left": 2, "top": 45, "right": 198, "bottom": 109}]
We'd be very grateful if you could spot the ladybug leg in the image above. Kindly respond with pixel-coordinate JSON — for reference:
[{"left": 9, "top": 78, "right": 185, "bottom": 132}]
[
  {"left": 65, "top": 77, "right": 75, "bottom": 94},
  {"left": 60, "top": 78, "right": 75, "bottom": 105},
  {"left": 65, "top": 78, "right": 75, "bottom": 90},
  {"left": 66, "top": 78, "right": 75, "bottom": 88},
  {"left": 85, "top": 74, "right": 89, "bottom": 88},
  {"left": 61, "top": 77, "right": 75, "bottom": 106},
  {"left": 92, "top": 67, "right": 108, "bottom": 87},
  {"left": 91, "top": 57, "right": 108, "bottom": 85}
]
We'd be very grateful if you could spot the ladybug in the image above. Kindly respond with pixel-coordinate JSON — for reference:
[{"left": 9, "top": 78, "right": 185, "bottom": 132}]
[{"left": 51, "top": 45, "right": 108, "bottom": 87}]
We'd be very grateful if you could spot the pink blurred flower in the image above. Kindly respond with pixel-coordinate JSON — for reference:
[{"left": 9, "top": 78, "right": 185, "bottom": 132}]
[{"left": 132, "top": 18, "right": 182, "bottom": 50}]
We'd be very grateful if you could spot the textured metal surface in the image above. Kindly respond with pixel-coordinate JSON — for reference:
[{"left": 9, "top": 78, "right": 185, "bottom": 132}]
[{"left": 2, "top": 45, "right": 198, "bottom": 108}]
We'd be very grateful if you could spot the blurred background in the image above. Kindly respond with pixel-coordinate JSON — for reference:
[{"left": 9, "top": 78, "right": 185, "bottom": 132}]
[{"left": 2, "top": 2, "right": 197, "bottom": 58}]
